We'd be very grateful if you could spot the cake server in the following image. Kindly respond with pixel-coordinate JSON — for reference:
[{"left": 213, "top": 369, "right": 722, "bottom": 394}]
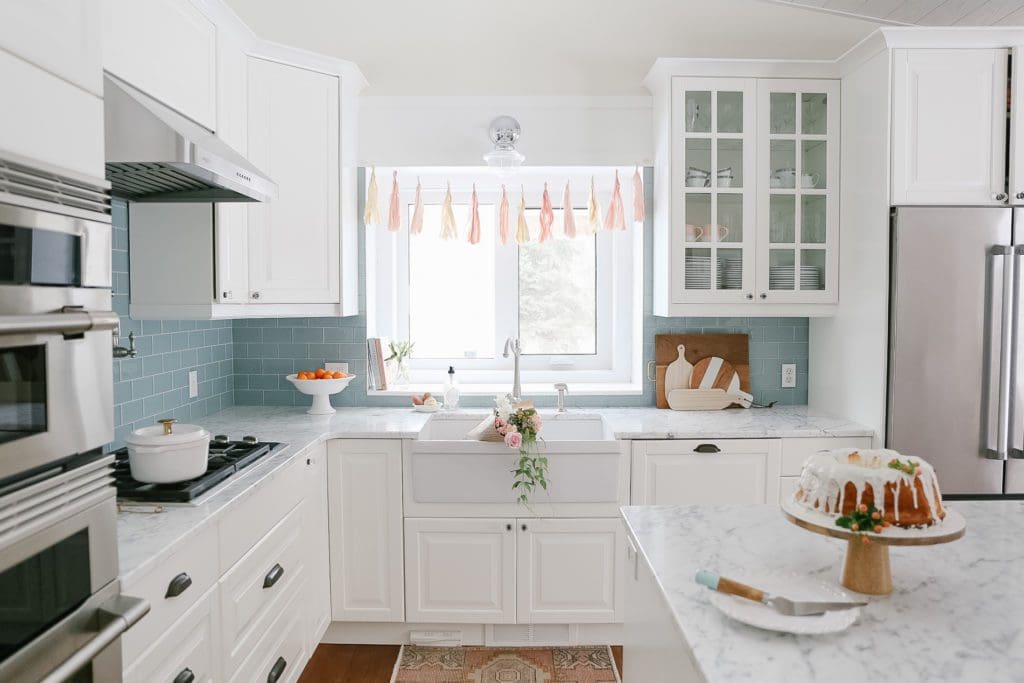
[{"left": 695, "top": 570, "right": 867, "bottom": 616}]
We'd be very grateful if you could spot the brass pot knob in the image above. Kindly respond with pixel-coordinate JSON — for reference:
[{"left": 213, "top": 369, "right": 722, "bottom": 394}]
[{"left": 158, "top": 418, "right": 177, "bottom": 435}]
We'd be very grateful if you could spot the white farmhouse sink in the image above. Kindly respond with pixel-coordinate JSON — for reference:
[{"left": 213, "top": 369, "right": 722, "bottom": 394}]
[{"left": 410, "top": 413, "right": 624, "bottom": 505}]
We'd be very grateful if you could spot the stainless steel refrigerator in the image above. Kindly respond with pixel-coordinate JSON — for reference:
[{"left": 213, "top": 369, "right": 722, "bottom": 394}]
[{"left": 889, "top": 206, "right": 1024, "bottom": 496}]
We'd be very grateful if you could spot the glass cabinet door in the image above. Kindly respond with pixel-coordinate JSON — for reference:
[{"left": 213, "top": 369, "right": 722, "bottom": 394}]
[
  {"left": 672, "top": 77, "right": 757, "bottom": 303},
  {"left": 756, "top": 79, "right": 840, "bottom": 303}
]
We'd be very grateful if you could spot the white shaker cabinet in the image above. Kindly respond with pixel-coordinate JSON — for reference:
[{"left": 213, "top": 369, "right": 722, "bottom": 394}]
[
  {"left": 516, "top": 518, "right": 624, "bottom": 624},
  {"left": 892, "top": 48, "right": 1009, "bottom": 206},
  {"left": 246, "top": 56, "right": 340, "bottom": 305},
  {"left": 631, "top": 439, "right": 782, "bottom": 505},
  {"left": 404, "top": 518, "right": 517, "bottom": 624},
  {"left": 328, "top": 440, "right": 405, "bottom": 623},
  {"left": 303, "top": 444, "right": 332, "bottom": 643},
  {"left": 101, "top": 0, "right": 217, "bottom": 129}
]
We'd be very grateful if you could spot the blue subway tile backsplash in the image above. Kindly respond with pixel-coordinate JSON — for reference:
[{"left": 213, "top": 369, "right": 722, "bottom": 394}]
[{"left": 109, "top": 200, "right": 234, "bottom": 450}]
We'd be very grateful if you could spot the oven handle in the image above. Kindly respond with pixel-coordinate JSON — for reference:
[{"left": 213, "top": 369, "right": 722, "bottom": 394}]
[
  {"left": 0, "top": 309, "right": 119, "bottom": 337},
  {"left": 39, "top": 594, "right": 149, "bottom": 683}
]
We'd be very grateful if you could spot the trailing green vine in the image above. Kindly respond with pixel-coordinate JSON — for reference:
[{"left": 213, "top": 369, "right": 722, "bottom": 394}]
[{"left": 494, "top": 396, "right": 548, "bottom": 504}]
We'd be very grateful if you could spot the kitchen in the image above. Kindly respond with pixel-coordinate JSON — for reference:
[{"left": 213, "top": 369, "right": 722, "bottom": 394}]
[{"left": 1, "top": 1, "right": 1023, "bottom": 682}]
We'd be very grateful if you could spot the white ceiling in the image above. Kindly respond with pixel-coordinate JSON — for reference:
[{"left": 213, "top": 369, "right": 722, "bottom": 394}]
[
  {"left": 224, "top": 0, "right": 880, "bottom": 95},
  {"left": 764, "top": 0, "right": 1024, "bottom": 26}
]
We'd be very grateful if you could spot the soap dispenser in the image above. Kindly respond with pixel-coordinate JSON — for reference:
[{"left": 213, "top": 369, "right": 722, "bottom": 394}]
[{"left": 444, "top": 366, "right": 460, "bottom": 410}]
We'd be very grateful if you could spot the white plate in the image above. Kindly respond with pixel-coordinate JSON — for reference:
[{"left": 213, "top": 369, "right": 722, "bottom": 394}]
[
  {"left": 413, "top": 403, "right": 442, "bottom": 413},
  {"left": 708, "top": 573, "right": 861, "bottom": 634}
]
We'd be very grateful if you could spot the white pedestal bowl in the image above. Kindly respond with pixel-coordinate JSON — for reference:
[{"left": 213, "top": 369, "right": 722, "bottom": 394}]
[{"left": 285, "top": 374, "right": 355, "bottom": 415}]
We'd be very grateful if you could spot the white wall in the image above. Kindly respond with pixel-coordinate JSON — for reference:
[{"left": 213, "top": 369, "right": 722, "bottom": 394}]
[
  {"left": 359, "top": 96, "right": 653, "bottom": 167},
  {"left": 808, "top": 48, "right": 891, "bottom": 443}
]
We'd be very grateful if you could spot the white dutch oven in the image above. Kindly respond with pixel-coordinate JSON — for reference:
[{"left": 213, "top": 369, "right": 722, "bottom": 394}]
[{"left": 126, "top": 418, "right": 210, "bottom": 483}]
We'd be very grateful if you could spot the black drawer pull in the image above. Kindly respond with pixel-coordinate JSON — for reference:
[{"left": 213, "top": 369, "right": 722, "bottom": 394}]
[
  {"left": 693, "top": 443, "right": 721, "bottom": 454},
  {"left": 173, "top": 668, "right": 195, "bottom": 683},
  {"left": 267, "top": 656, "right": 287, "bottom": 683},
  {"left": 165, "top": 572, "right": 192, "bottom": 598},
  {"left": 263, "top": 563, "right": 285, "bottom": 589}
]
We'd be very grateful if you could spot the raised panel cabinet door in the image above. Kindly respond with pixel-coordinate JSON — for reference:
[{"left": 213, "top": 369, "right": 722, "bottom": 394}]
[
  {"left": 303, "top": 444, "right": 331, "bottom": 643},
  {"left": 631, "top": 439, "right": 782, "bottom": 505},
  {"left": 101, "top": 0, "right": 217, "bottom": 129},
  {"left": 0, "top": 0, "right": 103, "bottom": 96},
  {"left": 892, "top": 49, "right": 1009, "bottom": 206},
  {"left": 516, "top": 518, "right": 625, "bottom": 624},
  {"left": 327, "top": 440, "right": 404, "bottom": 622},
  {"left": 404, "top": 518, "right": 517, "bottom": 624},
  {"left": 246, "top": 56, "right": 341, "bottom": 304}
]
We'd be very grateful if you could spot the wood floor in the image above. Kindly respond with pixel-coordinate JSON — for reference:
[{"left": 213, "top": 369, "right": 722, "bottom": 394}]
[{"left": 298, "top": 644, "right": 624, "bottom": 682}]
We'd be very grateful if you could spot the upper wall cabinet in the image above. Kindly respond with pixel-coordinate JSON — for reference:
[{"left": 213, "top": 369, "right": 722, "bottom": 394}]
[
  {"left": 246, "top": 56, "right": 341, "bottom": 305},
  {"left": 892, "top": 49, "right": 1009, "bottom": 206},
  {"left": 648, "top": 63, "right": 840, "bottom": 317},
  {"left": 101, "top": 0, "right": 217, "bottom": 129}
]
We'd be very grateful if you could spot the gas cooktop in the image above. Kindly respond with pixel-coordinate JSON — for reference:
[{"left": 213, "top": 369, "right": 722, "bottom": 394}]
[{"left": 113, "top": 436, "right": 285, "bottom": 504}]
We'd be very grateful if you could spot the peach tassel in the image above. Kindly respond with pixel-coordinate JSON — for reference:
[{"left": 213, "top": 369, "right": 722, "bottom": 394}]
[
  {"left": 499, "top": 185, "right": 510, "bottom": 245},
  {"left": 632, "top": 166, "right": 644, "bottom": 225},
  {"left": 515, "top": 187, "right": 530, "bottom": 244},
  {"left": 440, "top": 182, "right": 457, "bottom": 240},
  {"left": 604, "top": 170, "right": 625, "bottom": 231},
  {"left": 538, "top": 182, "right": 554, "bottom": 243},
  {"left": 585, "top": 177, "right": 600, "bottom": 235},
  {"left": 363, "top": 167, "right": 381, "bottom": 227},
  {"left": 410, "top": 177, "right": 424, "bottom": 234},
  {"left": 467, "top": 183, "right": 481, "bottom": 245},
  {"left": 562, "top": 181, "right": 577, "bottom": 238},
  {"left": 387, "top": 171, "right": 401, "bottom": 231}
]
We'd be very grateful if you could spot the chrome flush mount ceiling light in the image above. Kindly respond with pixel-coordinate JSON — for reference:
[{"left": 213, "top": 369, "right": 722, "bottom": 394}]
[{"left": 483, "top": 115, "right": 525, "bottom": 176}]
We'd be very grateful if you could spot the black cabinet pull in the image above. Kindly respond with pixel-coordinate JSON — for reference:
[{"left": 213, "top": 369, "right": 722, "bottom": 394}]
[
  {"left": 263, "top": 563, "right": 285, "bottom": 589},
  {"left": 267, "top": 656, "right": 287, "bottom": 683},
  {"left": 693, "top": 443, "right": 721, "bottom": 454},
  {"left": 173, "top": 668, "right": 195, "bottom": 683},
  {"left": 165, "top": 572, "right": 192, "bottom": 598},
  {"left": 506, "top": 523, "right": 512, "bottom": 531},
  {"left": 521, "top": 523, "right": 527, "bottom": 531}
]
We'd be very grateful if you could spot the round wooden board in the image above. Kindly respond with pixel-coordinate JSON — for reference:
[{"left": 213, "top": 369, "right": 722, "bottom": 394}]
[
  {"left": 689, "top": 357, "right": 739, "bottom": 391},
  {"left": 780, "top": 497, "right": 966, "bottom": 547}
]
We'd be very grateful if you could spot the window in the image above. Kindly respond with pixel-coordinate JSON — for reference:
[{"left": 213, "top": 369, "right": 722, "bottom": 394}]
[{"left": 367, "top": 168, "right": 642, "bottom": 394}]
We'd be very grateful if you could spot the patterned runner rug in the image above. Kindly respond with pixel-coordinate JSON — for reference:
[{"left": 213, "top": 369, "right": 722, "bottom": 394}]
[{"left": 389, "top": 645, "right": 621, "bottom": 682}]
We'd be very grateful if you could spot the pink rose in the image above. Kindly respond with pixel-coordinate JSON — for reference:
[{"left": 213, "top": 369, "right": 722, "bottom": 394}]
[
  {"left": 531, "top": 414, "right": 543, "bottom": 430},
  {"left": 504, "top": 431, "right": 523, "bottom": 449},
  {"left": 494, "top": 417, "right": 505, "bottom": 430}
]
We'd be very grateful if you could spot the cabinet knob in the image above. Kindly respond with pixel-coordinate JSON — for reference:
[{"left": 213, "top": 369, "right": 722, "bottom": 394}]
[
  {"left": 759, "top": 293, "right": 767, "bottom": 300},
  {"left": 995, "top": 192, "right": 1008, "bottom": 202},
  {"left": 173, "top": 669, "right": 195, "bottom": 683},
  {"left": 165, "top": 572, "right": 192, "bottom": 598},
  {"left": 745, "top": 293, "right": 753, "bottom": 300},
  {"left": 267, "top": 657, "right": 287, "bottom": 683},
  {"left": 222, "top": 290, "right": 231, "bottom": 300},
  {"left": 1017, "top": 192, "right": 1024, "bottom": 201},
  {"left": 251, "top": 291, "right": 261, "bottom": 300},
  {"left": 521, "top": 523, "right": 528, "bottom": 532},
  {"left": 506, "top": 523, "right": 512, "bottom": 531},
  {"left": 263, "top": 563, "right": 285, "bottom": 589}
]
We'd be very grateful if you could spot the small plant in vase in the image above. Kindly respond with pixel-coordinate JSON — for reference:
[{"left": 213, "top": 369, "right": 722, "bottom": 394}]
[
  {"left": 385, "top": 340, "right": 414, "bottom": 387},
  {"left": 494, "top": 395, "right": 548, "bottom": 504}
]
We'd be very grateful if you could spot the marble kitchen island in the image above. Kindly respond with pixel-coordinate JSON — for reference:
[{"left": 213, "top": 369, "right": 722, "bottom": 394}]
[{"left": 621, "top": 501, "right": 1024, "bottom": 683}]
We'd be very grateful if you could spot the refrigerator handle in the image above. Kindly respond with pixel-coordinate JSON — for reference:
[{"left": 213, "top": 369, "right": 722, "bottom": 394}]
[
  {"left": 1011, "top": 246, "right": 1024, "bottom": 458},
  {"left": 984, "top": 245, "right": 1013, "bottom": 460}
]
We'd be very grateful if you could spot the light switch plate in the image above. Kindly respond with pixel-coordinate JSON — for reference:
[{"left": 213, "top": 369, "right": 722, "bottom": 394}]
[
  {"left": 781, "top": 363, "right": 797, "bottom": 388},
  {"left": 188, "top": 370, "right": 199, "bottom": 398}
]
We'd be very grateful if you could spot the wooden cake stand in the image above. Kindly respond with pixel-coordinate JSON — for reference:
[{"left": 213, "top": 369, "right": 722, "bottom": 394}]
[{"left": 780, "top": 498, "right": 966, "bottom": 596}]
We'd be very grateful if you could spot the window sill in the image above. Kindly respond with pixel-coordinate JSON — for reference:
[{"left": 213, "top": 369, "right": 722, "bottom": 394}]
[{"left": 366, "top": 382, "right": 643, "bottom": 398}]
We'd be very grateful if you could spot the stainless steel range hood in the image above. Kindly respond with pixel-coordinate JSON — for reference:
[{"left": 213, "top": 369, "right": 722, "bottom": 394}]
[{"left": 103, "top": 75, "right": 277, "bottom": 203}]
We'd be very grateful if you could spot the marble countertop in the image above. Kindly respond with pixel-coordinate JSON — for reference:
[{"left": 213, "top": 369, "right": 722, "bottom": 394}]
[
  {"left": 621, "top": 502, "right": 1024, "bottom": 683},
  {"left": 117, "top": 405, "right": 870, "bottom": 583}
]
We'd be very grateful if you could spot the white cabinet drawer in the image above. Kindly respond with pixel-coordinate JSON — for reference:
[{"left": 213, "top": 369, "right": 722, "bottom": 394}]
[
  {"left": 0, "top": 50, "right": 104, "bottom": 178},
  {"left": 122, "top": 523, "right": 218, "bottom": 665},
  {"left": 780, "top": 437, "right": 872, "bottom": 476},
  {"left": 218, "top": 457, "right": 305, "bottom": 571},
  {"left": 631, "top": 439, "right": 781, "bottom": 505},
  {"left": 124, "top": 584, "right": 220, "bottom": 683},
  {"left": 229, "top": 582, "right": 309, "bottom": 683},
  {"left": 219, "top": 501, "right": 306, "bottom": 674}
]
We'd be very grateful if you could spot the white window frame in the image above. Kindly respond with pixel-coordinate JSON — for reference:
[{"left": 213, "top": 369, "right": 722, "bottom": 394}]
[{"left": 367, "top": 167, "right": 643, "bottom": 395}]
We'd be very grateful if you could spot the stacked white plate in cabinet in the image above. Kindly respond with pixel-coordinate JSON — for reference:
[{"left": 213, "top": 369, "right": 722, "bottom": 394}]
[
  {"left": 719, "top": 257, "right": 742, "bottom": 290},
  {"left": 685, "top": 254, "right": 713, "bottom": 289},
  {"left": 769, "top": 265, "right": 821, "bottom": 290}
]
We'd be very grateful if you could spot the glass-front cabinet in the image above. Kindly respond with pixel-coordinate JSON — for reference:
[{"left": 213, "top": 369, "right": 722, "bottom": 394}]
[
  {"left": 664, "top": 75, "right": 840, "bottom": 310},
  {"left": 671, "top": 78, "right": 756, "bottom": 303}
]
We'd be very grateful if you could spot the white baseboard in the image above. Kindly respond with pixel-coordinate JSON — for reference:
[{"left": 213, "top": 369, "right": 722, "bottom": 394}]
[{"left": 321, "top": 621, "right": 623, "bottom": 647}]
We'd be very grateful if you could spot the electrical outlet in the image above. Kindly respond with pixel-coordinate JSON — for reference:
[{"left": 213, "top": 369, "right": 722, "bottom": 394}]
[
  {"left": 781, "top": 363, "right": 797, "bottom": 388},
  {"left": 188, "top": 370, "right": 199, "bottom": 398}
]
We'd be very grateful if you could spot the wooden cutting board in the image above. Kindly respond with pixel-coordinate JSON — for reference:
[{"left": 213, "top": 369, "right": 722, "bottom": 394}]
[{"left": 655, "top": 334, "right": 750, "bottom": 409}]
